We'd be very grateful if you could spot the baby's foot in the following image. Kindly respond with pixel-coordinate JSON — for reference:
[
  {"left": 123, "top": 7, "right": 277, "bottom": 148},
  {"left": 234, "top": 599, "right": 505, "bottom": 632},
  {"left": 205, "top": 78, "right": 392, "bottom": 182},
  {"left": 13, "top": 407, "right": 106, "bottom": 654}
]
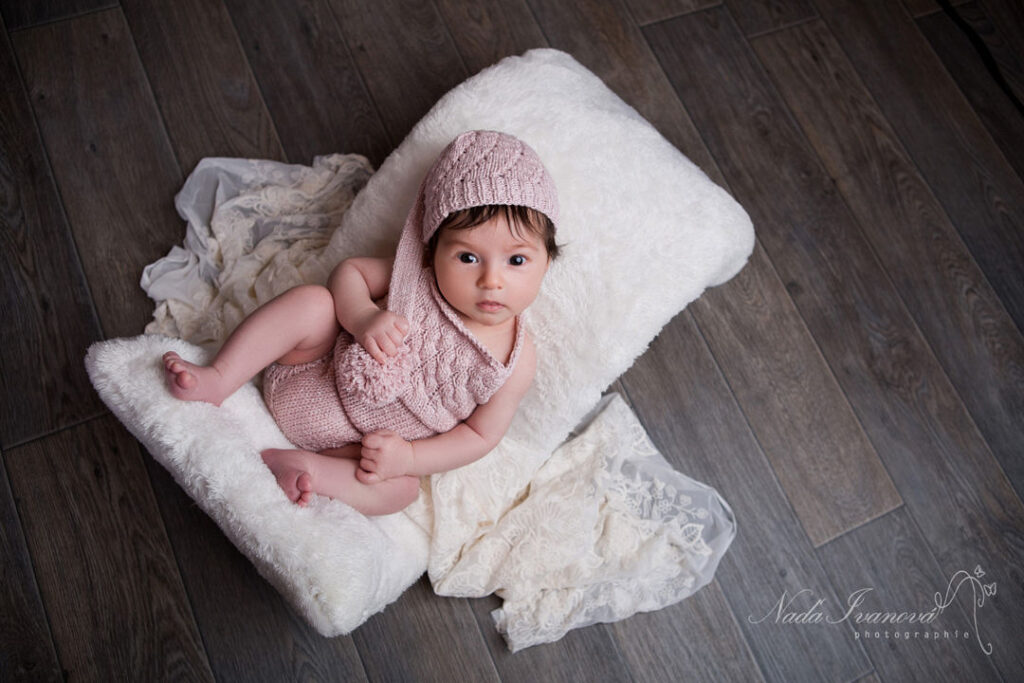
[
  {"left": 162, "top": 351, "right": 228, "bottom": 405},
  {"left": 261, "top": 448, "right": 316, "bottom": 506}
]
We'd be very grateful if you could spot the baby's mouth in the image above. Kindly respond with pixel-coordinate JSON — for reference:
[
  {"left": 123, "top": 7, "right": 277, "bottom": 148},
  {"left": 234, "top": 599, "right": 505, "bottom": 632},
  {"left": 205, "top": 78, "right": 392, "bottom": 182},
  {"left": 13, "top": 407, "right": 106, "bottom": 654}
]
[{"left": 476, "top": 300, "right": 505, "bottom": 313}]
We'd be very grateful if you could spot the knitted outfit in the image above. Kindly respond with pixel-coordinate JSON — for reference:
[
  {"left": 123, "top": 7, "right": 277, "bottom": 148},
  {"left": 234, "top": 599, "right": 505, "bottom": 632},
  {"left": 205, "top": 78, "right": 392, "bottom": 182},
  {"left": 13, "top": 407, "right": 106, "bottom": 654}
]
[{"left": 263, "top": 130, "right": 559, "bottom": 452}]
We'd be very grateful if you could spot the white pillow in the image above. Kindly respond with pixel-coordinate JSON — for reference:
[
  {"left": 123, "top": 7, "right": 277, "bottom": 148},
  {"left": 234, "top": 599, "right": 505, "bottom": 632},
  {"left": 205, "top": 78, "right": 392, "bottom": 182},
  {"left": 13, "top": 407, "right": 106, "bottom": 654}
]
[{"left": 87, "top": 48, "right": 752, "bottom": 636}]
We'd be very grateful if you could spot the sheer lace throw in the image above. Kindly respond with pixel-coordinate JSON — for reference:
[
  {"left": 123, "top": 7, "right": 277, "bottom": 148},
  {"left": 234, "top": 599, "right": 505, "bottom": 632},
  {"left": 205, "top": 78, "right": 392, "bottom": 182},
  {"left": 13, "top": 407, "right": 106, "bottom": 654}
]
[{"left": 142, "top": 156, "right": 737, "bottom": 651}]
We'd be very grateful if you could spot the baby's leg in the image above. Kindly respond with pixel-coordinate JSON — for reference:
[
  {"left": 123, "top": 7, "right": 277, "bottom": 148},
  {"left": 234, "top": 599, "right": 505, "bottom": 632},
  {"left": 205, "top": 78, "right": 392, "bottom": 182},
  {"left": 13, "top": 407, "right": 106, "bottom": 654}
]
[
  {"left": 261, "top": 448, "right": 420, "bottom": 515},
  {"left": 164, "top": 285, "right": 341, "bottom": 405}
]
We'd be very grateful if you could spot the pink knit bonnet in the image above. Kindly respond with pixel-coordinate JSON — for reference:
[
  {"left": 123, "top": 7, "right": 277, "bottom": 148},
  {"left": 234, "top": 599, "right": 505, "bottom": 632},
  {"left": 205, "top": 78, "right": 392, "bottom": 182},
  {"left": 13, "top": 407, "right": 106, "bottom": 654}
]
[{"left": 389, "top": 129, "right": 559, "bottom": 313}]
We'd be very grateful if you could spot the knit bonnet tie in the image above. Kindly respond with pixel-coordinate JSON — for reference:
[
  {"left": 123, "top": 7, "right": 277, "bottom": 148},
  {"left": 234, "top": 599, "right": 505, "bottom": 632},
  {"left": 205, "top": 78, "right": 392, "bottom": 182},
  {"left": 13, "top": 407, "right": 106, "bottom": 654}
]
[{"left": 336, "top": 130, "right": 559, "bottom": 409}]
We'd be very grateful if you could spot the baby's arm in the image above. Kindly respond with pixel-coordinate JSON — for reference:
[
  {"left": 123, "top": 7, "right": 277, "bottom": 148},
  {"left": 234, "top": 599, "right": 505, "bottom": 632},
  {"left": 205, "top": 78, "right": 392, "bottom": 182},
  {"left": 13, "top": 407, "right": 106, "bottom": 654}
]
[
  {"left": 327, "top": 257, "right": 408, "bottom": 363},
  {"left": 356, "top": 336, "right": 537, "bottom": 482}
]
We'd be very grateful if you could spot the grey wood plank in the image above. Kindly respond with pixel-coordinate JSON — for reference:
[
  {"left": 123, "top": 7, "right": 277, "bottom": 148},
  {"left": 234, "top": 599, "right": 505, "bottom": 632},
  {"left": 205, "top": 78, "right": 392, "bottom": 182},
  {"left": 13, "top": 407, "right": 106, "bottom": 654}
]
[
  {"left": 722, "top": 0, "right": 816, "bottom": 37},
  {"left": 466, "top": 596, "right": 633, "bottom": 682},
  {"left": 0, "top": 11, "right": 104, "bottom": 448},
  {"left": 691, "top": 242, "right": 901, "bottom": 547},
  {"left": 434, "top": 0, "right": 548, "bottom": 75},
  {"left": 0, "top": 0, "right": 114, "bottom": 30},
  {"left": 351, "top": 577, "right": 499, "bottom": 682},
  {"left": 619, "top": 312, "right": 870, "bottom": 682},
  {"left": 977, "top": 0, "right": 1024, "bottom": 95},
  {"left": 918, "top": 2, "right": 1024, "bottom": 181},
  {"left": 610, "top": 579, "right": 765, "bottom": 683},
  {"left": 13, "top": 8, "right": 185, "bottom": 339},
  {"left": 815, "top": 0, "right": 1024, "bottom": 334},
  {"left": 643, "top": 8, "right": 1024, "bottom": 679},
  {"left": 121, "top": 0, "right": 285, "bottom": 173},
  {"left": 4, "top": 417, "right": 213, "bottom": 681},
  {"left": 0, "top": 452, "right": 61, "bottom": 682},
  {"left": 524, "top": 0, "right": 725, "bottom": 182},
  {"left": 752, "top": 18, "right": 1024, "bottom": 536},
  {"left": 817, "top": 509, "right": 1001, "bottom": 681},
  {"left": 141, "top": 454, "right": 369, "bottom": 682},
  {"left": 222, "top": 0, "right": 392, "bottom": 167},
  {"left": 625, "top": 0, "right": 721, "bottom": 27},
  {"left": 325, "top": 0, "right": 470, "bottom": 146},
  {"left": 535, "top": 0, "right": 900, "bottom": 547}
]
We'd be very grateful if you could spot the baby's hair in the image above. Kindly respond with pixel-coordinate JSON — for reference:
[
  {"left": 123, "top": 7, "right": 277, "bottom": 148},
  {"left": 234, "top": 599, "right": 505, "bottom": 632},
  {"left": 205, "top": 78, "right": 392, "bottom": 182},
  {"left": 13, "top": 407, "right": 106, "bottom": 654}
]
[{"left": 426, "top": 205, "right": 559, "bottom": 266}]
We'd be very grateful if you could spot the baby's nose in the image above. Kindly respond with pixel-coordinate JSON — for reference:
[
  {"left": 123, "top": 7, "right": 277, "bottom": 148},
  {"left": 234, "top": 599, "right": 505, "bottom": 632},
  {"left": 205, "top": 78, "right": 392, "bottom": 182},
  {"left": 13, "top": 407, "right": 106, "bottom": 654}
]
[{"left": 478, "top": 264, "right": 502, "bottom": 289}]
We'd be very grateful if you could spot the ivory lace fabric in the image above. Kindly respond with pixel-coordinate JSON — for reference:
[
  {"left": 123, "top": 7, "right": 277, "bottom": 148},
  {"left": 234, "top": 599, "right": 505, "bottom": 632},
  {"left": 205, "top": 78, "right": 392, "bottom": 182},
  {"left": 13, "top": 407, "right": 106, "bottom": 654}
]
[{"left": 142, "top": 155, "right": 737, "bottom": 651}]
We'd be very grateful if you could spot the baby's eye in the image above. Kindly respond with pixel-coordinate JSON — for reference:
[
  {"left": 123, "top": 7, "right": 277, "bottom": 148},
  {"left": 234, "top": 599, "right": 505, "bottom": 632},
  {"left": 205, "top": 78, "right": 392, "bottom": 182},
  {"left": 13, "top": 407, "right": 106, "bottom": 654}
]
[
  {"left": 458, "top": 253, "right": 478, "bottom": 264},
  {"left": 509, "top": 255, "right": 527, "bottom": 266}
]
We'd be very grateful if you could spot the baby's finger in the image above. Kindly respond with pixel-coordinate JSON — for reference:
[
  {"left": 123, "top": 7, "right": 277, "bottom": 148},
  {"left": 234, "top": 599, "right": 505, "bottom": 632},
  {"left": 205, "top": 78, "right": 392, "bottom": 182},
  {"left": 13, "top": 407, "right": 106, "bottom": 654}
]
[
  {"left": 386, "top": 327, "right": 406, "bottom": 349},
  {"left": 364, "top": 338, "right": 385, "bottom": 364},
  {"left": 355, "top": 468, "right": 378, "bottom": 485},
  {"left": 360, "top": 457, "right": 378, "bottom": 473},
  {"left": 376, "top": 334, "right": 397, "bottom": 357},
  {"left": 395, "top": 316, "right": 410, "bottom": 336},
  {"left": 362, "top": 432, "right": 382, "bottom": 449}
]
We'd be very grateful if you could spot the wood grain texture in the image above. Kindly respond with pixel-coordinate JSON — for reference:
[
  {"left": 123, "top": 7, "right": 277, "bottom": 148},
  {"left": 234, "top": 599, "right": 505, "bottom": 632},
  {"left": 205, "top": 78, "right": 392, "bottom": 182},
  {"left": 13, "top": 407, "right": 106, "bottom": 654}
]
[
  {"left": 692, "top": 242, "right": 901, "bottom": 547},
  {"left": 325, "top": 0, "right": 470, "bottom": 147},
  {"left": 0, "top": 454, "right": 61, "bottom": 682},
  {"left": 625, "top": 0, "right": 721, "bottom": 27},
  {"left": 0, "top": 14, "right": 104, "bottom": 448},
  {"left": 0, "top": 0, "right": 113, "bottom": 30},
  {"left": 121, "top": 0, "right": 284, "bottom": 172},
  {"left": 611, "top": 580, "right": 765, "bottom": 683},
  {"left": 351, "top": 577, "right": 499, "bottom": 682},
  {"left": 976, "top": 0, "right": 1024, "bottom": 92},
  {"left": 4, "top": 417, "right": 213, "bottom": 681},
  {"left": 142, "top": 456, "right": 369, "bottom": 682},
  {"left": 619, "top": 313, "right": 869, "bottom": 682},
  {"left": 525, "top": 0, "right": 724, "bottom": 182},
  {"left": 435, "top": 0, "right": 548, "bottom": 75},
  {"left": 223, "top": 0, "right": 392, "bottom": 167},
  {"left": 753, "top": 17, "right": 1024, "bottom": 533},
  {"left": 722, "top": 0, "right": 816, "bottom": 37},
  {"left": 816, "top": 509, "right": 1001, "bottom": 681},
  {"left": 13, "top": 8, "right": 184, "bottom": 339},
  {"left": 918, "top": 2, "right": 1024, "bottom": 181},
  {"left": 467, "top": 596, "right": 634, "bottom": 682},
  {"left": 815, "top": 0, "right": 1024, "bottom": 333},
  {"left": 645, "top": 8, "right": 1024, "bottom": 679}
]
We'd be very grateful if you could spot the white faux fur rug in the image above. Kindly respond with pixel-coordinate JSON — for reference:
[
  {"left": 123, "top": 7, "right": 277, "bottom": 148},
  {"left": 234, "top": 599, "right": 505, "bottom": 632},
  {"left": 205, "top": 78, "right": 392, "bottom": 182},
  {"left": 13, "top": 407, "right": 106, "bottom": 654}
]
[{"left": 89, "top": 48, "right": 750, "bottom": 650}]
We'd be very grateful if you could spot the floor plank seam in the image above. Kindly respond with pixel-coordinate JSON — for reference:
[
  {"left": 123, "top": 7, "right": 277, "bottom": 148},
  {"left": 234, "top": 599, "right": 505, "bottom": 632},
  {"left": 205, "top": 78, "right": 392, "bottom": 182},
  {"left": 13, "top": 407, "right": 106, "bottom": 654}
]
[
  {"left": 2, "top": 409, "right": 110, "bottom": 453},
  {"left": 630, "top": 1, "right": 726, "bottom": 29},
  {"left": 3, "top": 2, "right": 119, "bottom": 34},
  {"left": 319, "top": 1, "right": 398, "bottom": 153},
  {"left": 4, "top": 21, "right": 110, "bottom": 346},
  {"left": 117, "top": 6, "right": 186, "bottom": 184},
  {"left": 212, "top": 0, "right": 290, "bottom": 165},
  {"left": 743, "top": 13, "right": 821, "bottom": 41}
]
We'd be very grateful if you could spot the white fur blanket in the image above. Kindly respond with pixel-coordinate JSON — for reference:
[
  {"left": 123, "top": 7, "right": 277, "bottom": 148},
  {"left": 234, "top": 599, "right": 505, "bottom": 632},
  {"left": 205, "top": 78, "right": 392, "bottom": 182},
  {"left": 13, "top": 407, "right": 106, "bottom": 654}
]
[{"left": 88, "top": 49, "right": 749, "bottom": 650}]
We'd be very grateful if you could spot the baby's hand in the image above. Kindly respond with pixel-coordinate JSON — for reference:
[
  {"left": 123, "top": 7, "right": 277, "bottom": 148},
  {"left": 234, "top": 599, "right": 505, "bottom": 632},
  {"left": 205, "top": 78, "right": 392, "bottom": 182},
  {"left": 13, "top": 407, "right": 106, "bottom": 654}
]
[
  {"left": 353, "top": 310, "right": 410, "bottom": 364},
  {"left": 357, "top": 430, "right": 415, "bottom": 483}
]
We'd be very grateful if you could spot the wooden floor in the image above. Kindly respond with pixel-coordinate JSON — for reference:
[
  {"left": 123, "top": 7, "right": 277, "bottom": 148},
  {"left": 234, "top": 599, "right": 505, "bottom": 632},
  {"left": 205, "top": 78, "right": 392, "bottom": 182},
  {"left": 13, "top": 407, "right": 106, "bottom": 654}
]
[{"left": 2, "top": 0, "right": 1022, "bottom": 681}]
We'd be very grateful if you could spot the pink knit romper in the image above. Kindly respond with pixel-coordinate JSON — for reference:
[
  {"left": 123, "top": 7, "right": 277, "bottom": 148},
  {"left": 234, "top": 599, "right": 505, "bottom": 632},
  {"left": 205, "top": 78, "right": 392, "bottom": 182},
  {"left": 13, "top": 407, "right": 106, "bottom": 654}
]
[{"left": 262, "top": 130, "right": 559, "bottom": 452}]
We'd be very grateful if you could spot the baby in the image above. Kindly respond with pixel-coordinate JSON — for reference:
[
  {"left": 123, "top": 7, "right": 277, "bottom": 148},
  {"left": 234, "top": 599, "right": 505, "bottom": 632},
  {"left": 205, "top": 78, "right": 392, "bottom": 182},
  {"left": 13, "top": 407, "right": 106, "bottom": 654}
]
[{"left": 162, "top": 130, "right": 559, "bottom": 516}]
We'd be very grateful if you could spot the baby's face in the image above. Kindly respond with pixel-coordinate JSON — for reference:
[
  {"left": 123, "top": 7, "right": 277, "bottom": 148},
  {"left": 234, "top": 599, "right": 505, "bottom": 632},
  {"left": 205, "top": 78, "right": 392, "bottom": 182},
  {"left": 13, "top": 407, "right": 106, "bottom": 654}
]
[{"left": 432, "top": 213, "right": 549, "bottom": 329}]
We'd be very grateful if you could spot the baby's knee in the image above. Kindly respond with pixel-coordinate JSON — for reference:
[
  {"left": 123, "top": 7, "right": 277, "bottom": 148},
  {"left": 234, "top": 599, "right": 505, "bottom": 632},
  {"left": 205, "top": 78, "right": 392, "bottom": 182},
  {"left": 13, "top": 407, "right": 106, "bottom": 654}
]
[
  {"left": 287, "top": 283, "right": 334, "bottom": 310},
  {"left": 376, "top": 476, "right": 421, "bottom": 515}
]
